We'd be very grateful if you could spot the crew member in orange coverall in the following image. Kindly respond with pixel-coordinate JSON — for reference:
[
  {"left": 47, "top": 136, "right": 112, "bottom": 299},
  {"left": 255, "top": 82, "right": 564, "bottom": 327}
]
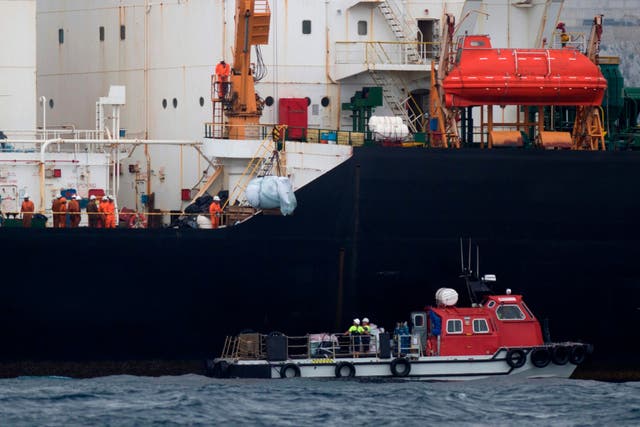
[
  {"left": 215, "top": 60, "right": 231, "bottom": 98},
  {"left": 209, "top": 195, "right": 222, "bottom": 229},
  {"left": 51, "top": 194, "right": 62, "bottom": 228},
  {"left": 57, "top": 197, "right": 67, "bottom": 228},
  {"left": 21, "top": 194, "right": 35, "bottom": 227},
  {"left": 97, "top": 195, "right": 108, "bottom": 228},
  {"left": 67, "top": 195, "right": 81, "bottom": 228},
  {"left": 103, "top": 195, "right": 116, "bottom": 228}
]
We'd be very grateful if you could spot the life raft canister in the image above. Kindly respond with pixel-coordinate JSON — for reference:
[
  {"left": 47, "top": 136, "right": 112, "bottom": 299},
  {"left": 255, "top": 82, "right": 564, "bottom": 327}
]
[{"left": 551, "top": 346, "right": 570, "bottom": 365}]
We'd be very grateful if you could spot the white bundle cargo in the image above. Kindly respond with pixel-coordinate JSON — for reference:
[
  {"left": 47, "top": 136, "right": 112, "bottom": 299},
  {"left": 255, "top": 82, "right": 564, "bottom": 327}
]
[
  {"left": 245, "top": 176, "right": 297, "bottom": 215},
  {"left": 196, "top": 215, "right": 212, "bottom": 229},
  {"left": 368, "top": 116, "right": 410, "bottom": 141},
  {"left": 435, "top": 288, "right": 459, "bottom": 307}
]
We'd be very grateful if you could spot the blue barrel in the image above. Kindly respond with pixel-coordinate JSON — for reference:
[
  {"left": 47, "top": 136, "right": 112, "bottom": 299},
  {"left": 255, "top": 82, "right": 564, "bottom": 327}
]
[{"left": 429, "top": 118, "right": 439, "bottom": 131}]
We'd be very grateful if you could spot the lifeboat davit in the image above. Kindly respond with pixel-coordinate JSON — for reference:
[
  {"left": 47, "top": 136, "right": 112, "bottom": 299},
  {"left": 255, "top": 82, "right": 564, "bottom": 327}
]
[{"left": 442, "top": 35, "right": 607, "bottom": 107}]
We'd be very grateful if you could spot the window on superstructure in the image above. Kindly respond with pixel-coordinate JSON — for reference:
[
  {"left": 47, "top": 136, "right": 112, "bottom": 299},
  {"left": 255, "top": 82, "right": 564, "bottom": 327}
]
[
  {"left": 120, "top": 25, "right": 126, "bottom": 41},
  {"left": 473, "top": 319, "right": 489, "bottom": 334},
  {"left": 302, "top": 20, "right": 311, "bottom": 35},
  {"left": 99, "top": 26, "right": 105, "bottom": 42},
  {"left": 496, "top": 304, "right": 526, "bottom": 320},
  {"left": 199, "top": 97, "right": 205, "bottom": 107},
  {"left": 357, "top": 21, "right": 367, "bottom": 36},
  {"left": 58, "top": 29, "right": 64, "bottom": 44},
  {"left": 446, "top": 319, "right": 463, "bottom": 334},
  {"left": 172, "top": 98, "right": 178, "bottom": 109}
]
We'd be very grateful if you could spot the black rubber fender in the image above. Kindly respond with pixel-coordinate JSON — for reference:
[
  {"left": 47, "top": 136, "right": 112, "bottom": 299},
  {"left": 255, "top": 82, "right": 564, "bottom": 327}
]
[
  {"left": 551, "top": 346, "right": 570, "bottom": 365},
  {"left": 334, "top": 361, "right": 356, "bottom": 378},
  {"left": 506, "top": 349, "right": 527, "bottom": 369},
  {"left": 530, "top": 347, "right": 551, "bottom": 368},
  {"left": 280, "top": 363, "right": 301, "bottom": 378},
  {"left": 569, "top": 345, "right": 587, "bottom": 365},
  {"left": 390, "top": 358, "right": 411, "bottom": 377}
]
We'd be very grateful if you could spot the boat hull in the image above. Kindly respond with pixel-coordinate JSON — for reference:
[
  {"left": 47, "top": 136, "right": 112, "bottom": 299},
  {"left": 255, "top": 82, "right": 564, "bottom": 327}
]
[{"left": 1, "top": 147, "right": 639, "bottom": 378}]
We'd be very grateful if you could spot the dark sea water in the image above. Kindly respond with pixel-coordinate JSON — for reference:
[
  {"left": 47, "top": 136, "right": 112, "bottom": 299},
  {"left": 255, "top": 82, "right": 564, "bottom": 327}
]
[{"left": 0, "top": 375, "right": 638, "bottom": 426}]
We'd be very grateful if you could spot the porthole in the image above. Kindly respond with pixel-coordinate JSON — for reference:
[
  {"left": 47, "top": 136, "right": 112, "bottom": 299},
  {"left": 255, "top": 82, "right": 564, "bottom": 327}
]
[
  {"left": 265, "top": 96, "right": 274, "bottom": 107},
  {"left": 172, "top": 98, "right": 178, "bottom": 108},
  {"left": 199, "top": 97, "right": 205, "bottom": 107},
  {"left": 49, "top": 99, "right": 54, "bottom": 109},
  {"left": 321, "top": 96, "right": 330, "bottom": 107},
  {"left": 162, "top": 99, "right": 167, "bottom": 109},
  {"left": 305, "top": 97, "right": 311, "bottom": 106}
]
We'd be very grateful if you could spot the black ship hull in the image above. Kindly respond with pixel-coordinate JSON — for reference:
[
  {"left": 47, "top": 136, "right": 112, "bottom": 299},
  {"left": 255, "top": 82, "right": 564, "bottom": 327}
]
[{"left": 2, "top": 147, "right": 639, "bottom": 378}]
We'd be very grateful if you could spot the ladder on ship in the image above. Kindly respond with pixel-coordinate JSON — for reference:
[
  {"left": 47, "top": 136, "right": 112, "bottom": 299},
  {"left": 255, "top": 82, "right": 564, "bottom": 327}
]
[
  {"left": 377, "top": 0, "right": 422, "bottom": 64},
  {"left": 367, "top": 70, "right": 424, "bottom": 134}
]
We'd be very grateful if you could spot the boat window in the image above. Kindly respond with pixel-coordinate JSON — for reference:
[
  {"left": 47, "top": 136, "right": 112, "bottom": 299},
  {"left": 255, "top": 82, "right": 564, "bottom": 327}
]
[
  {"left": 120, "top": 25, "right": 126, "bottom": 41},
  {"left": 473, "top": 319, "right": 489, "bottom": 333},
  {"left": 496, "top": 304, "right": 526, "bottom": 320},
  {"left": 172, "top": 98, "right": 178, "bottom": 109},
  {"left": 199, "top": 97, "right": 205, "bottom": 107},
  {"left": 58, "top": 28, "right": 64, "bottom": 44},
  {"left": 321, "top": 97, "right": 330, "bottom": 107},
  {"left": 487, "top": 300, "right": 496, "bottom": 308},
  {"left": 470, "top": 40, "right": 485, "bottom": 47},
  {"left": 522, "top": 302, "right": 535, "bottom": 319},
  {"left": 413, "top": 314, "right": 424, "bottom": 327},
  {"left": 49, "top": 99, "right": 54, "bottom": 109},
  {"left": 302, "top": 20, "right": 311, "bottom": 35},
  {"left": 99, "top": 26, "right": 105, "bottom": 42},
  {"left": 446, "top": 319, "right": 463, "bottom": 334},
  {"left": 162, "top": 99, "right": 167, "bottom": 109},
  {"left": 357, "top": 21, "right": 367, "bottom": 36}
]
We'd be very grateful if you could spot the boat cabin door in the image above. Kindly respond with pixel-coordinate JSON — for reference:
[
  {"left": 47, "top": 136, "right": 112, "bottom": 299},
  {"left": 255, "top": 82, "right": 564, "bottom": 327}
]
[{"left": 411, "top": 311, "right": 427, "bottom": 350}]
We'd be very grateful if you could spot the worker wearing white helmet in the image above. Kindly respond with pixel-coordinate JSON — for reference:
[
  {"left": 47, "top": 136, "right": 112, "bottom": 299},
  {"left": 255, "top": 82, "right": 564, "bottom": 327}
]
[
  {"left": 21, "top": 193, "right": 35, "bottom": 227},
  {"left": 361, "top": 317, "right": 372, "bottom": 353},
  {"left": 51, "top": 194, "right": 62, "bottom": 228},
  {"left": 346, "top": 318, "right": 364, "bottom": 355},
  {"left": 86, "top": 195, "right": 100, "bottom": 227},
  {"left": 209, "top": 195, "right": 223, "bottom": 229}
]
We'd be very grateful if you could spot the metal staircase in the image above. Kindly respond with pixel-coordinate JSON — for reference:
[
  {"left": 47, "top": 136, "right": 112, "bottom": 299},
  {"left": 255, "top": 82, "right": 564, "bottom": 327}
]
[
  {"left": 367, "top": 69, "right": 422, "bottom": 133},
  {"left": 377, "top": 0, "right": 422, "bottom": 63},
  {"left": 225, "top": 135, "right": 279, "bottom": 207}
]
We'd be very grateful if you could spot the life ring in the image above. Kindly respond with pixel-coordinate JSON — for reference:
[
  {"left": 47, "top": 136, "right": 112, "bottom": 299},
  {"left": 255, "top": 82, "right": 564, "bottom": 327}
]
[
  {"left": 506, "top": 349, "right": 526, "bottom": 369},
  {"left": 569, "top": 345, "right": 587, "bottom": 365},
  {"left": 551, "top": 346, "right": 570, "bottom": 365},
  {"left": 530, "top": 347, "right": 551, "bottom": 368},
  {"left": 280, "top": 363, "right": 301, "bottom": 378},
  {"left": 128, "top": 213, "right": 147, "bottom": 228},
  {"left": 335, "top": 362, "right": 356, "bottom": 378},
  {"left": 390, "top": 358, "right": 411, "bottom": 377}
]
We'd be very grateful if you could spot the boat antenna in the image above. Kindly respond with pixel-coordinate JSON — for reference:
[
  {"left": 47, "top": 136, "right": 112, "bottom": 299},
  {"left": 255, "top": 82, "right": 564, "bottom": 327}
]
[
  {"left": 476, "top": 244, "right": 480, "bottom": 279},
  {"left": 459, "top": 238, "right": 465, "bottom": 273},
  {"left": 468, "top": 238, "right": 472, "bottom": 275}
]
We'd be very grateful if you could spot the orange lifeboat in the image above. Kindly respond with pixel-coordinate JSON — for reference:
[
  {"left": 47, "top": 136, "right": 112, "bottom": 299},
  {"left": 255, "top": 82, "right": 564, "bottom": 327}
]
[{"left": 442, "top": 35, "right": 607, "bottom": 107}]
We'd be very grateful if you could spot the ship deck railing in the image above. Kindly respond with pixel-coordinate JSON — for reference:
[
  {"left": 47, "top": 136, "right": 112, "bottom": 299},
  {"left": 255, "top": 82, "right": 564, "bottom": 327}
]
[
  {"left": 220, "top": 332, "right": 421, "bottom": 361},
  {"left": 219, "top": 333, "right": 375, "bottom": 360}
]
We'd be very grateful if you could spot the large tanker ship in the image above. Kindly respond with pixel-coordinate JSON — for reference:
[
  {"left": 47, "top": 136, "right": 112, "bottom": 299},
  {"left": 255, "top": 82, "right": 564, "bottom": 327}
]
[{"left": 1, "top": 1, "right": 639, "bottom": 379}]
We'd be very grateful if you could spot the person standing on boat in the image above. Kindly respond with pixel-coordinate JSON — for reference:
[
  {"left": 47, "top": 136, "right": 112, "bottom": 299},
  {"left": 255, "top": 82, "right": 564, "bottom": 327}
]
[
  {"left": 67, "top": 195, "right": 81, "bottom": 228},
  {"left": 361, "top": 317, "right": 371, "bottom": 353},
  {"left": 21, "top": 194, "right": 35, "bottom": 228},
  {"left": 98, "top": 195, "right": 109, "bottom": 228},
  {"left": 209, "top": 195, "right": 222, "bottom": 229},
  {"left": 346, "top": 318, "right": 364, "bottom": 354},
  {"left": 215, "top": 60, "right": 230, "bottom": 99},
  {"left": 86, "top": 195, "right": 100, "bottom": 228}
]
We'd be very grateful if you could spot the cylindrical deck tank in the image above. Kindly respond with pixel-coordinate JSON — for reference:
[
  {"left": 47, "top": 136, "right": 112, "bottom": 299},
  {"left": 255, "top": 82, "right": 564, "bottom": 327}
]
[{"left": 442, "top": 35, "right": 607, "bottom": 107}]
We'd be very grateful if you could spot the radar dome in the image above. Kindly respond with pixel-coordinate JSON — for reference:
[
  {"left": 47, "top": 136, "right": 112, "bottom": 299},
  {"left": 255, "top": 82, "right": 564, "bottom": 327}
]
[{"left": 435, "top": 288, "right": 459, "bottom": 307}]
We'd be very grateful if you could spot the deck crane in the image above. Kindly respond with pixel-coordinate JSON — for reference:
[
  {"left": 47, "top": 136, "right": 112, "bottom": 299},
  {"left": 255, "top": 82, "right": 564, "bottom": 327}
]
[
  {"left": 571, "top": 15, "right": 606, "bottom": 150},
  {"left": 213, "top": 0, "right": 271, "bottom": 140},
  {"left": 428, "top": 13, "right": 460, "bottom": 148}
]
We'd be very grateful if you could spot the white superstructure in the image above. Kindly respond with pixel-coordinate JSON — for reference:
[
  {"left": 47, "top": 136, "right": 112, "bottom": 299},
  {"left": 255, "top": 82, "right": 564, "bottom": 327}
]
[{"left": 28, "top": 0, "right": 564, "bottom": 215}]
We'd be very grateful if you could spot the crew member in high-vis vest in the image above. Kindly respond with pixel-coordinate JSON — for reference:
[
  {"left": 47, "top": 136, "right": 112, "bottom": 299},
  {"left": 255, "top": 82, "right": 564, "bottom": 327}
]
[
  {"left": 346, "top": 318, "right": 364, "bottom": 354},
  {"left": 215, "top": 60, "right": 231, "bottom": 98},
  {"left": 361, "top": 317, "right": 371, "bottom": 353}
]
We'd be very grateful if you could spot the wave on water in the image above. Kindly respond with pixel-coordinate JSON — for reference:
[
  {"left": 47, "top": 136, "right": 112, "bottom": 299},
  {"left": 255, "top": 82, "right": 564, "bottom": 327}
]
[{"left": 0, "top": 375, "right": 638, "bottom": 426}]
